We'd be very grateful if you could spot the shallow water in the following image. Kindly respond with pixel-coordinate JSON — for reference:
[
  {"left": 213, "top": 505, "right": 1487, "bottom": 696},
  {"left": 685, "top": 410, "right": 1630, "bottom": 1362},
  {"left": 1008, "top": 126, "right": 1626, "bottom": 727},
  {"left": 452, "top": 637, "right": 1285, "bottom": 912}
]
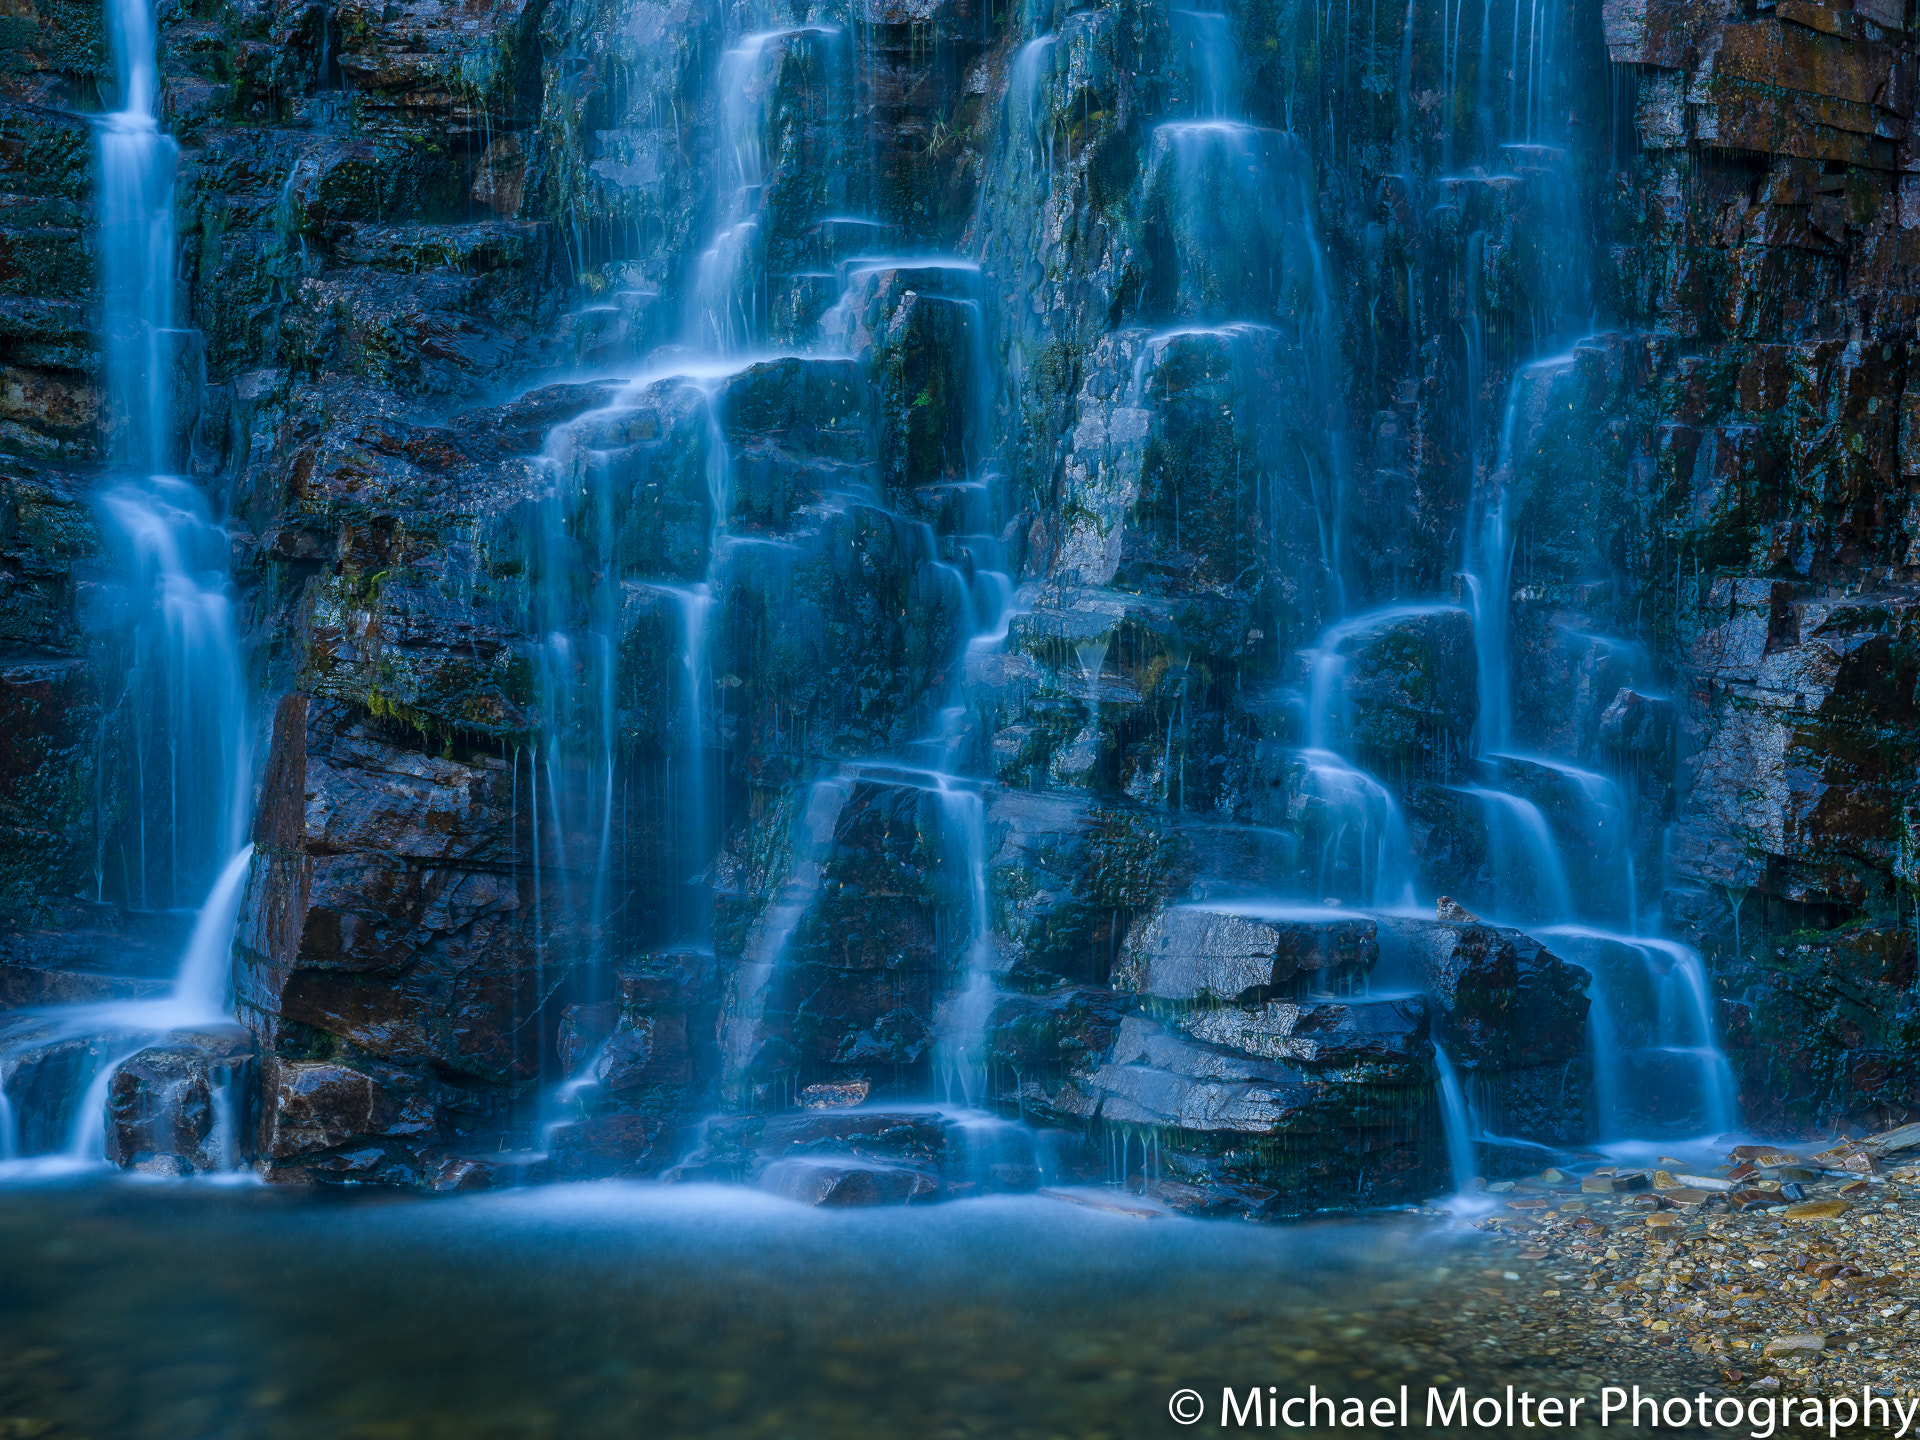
[{"left": 0, "top": 1180, "right": 1699, "bottom": 1439}]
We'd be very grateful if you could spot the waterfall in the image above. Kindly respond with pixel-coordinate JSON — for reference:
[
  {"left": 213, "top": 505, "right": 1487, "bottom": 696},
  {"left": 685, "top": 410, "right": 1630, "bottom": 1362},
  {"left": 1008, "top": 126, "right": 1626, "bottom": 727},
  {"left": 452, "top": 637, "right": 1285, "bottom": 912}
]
[
  {"left": 96, "top": 0, "right": 253, "bottom": 961},
  {"left": 98, "top": 0, "right": 176, "bottom": 480},
  {"left": 689, "top": 24, "right": 848, "bottom": 353},
  {"left": 1540, "top": 926, "right": 1737, "bottom": 1138},
  {"left": 0, "top": 0, "right": 255, "bottom": 1170},
  {"left": 1456, "top": 349, "right": 1740, "bottom": 1139},
  {"left": 930, "top": 777, "right": 997, "bottom": 1108},
  {"left": 164, "top": 848, "right": 258, "bottom": 1019},
  {"left": 1431, "top": 1043, "right": 1480, "bottom": 1193},
  {"left": 720, "top": 776, "right": 855, "bottom": 1092},
  {"left": 1464, "top": 353, "right": 1579, "bottom": 757},
  {"left": 95, "top": 479, "right": 252, "bottom": 911},
  {"left": 1463, "top": 786, "right": 1573, "bottom": 925},
  {"left": 533, "top": 4, "right": 881, "bottom": 1119}
]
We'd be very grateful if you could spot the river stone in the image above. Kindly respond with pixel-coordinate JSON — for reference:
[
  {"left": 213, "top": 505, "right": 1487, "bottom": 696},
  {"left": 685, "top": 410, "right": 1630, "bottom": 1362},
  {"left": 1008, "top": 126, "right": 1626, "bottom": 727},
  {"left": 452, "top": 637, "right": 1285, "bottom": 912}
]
[
  {"left": 798, "top": 1080, "right": 870, "bottom": 1109},
  {"left": 1761, "top": 1333, "right": 1827, "bottom": 1357},
  {"left": 1785, "top": 1199, "right": 1852, "bottom": 1220}
]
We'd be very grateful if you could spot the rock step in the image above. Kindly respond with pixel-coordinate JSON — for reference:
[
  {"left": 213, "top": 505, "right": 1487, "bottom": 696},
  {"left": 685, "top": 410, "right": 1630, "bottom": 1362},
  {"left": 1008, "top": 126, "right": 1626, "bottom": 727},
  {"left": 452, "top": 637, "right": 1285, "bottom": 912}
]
[{"left": 1114, "top": 905, "right": 1380, "bottom": 1002}]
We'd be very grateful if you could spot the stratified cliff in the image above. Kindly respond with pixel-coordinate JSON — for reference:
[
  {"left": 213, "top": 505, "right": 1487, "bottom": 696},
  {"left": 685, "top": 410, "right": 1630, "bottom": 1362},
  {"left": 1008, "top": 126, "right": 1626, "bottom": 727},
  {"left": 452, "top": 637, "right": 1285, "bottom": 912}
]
[{"left": 0, "top": 0, "right": 1914, "bottom": 1202}]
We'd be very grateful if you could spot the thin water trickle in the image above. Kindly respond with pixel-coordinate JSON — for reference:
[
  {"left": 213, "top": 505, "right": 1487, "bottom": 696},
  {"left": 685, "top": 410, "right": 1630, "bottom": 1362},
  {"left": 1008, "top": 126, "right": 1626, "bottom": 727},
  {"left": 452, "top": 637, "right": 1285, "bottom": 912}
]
[
  {"left": 1538, "top": 925, "right": 1737, "bottom": 1138},
  {"left": 721, "top": 777, "right": 856, "bottom": 1092},
  {"left": 1431, "top": 1043, "right": 1480, "bottom": 1193}
]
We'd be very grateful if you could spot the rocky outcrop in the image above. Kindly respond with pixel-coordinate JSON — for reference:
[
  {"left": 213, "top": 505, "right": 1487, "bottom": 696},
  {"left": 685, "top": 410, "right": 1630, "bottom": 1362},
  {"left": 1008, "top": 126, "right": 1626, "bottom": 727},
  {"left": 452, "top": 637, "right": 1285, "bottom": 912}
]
[
  {"left": 2, "top": 0, "right": 1915, "bottom": 1196},
  {"left": 104, "top": 1025, "right": 255, "bottom": 1173}
]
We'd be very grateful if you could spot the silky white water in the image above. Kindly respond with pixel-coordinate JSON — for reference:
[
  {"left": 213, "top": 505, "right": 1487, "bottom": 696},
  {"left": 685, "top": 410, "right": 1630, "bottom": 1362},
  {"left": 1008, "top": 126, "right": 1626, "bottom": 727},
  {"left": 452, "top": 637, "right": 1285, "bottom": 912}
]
[{"left": 0, "top": 0, "right": 255, "bottom": 1168}]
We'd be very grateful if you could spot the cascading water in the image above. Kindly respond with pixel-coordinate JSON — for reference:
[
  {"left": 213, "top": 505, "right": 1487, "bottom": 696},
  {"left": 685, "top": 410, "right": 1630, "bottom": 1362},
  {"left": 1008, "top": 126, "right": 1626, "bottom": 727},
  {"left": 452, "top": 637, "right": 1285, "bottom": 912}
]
[
  {"left": 0, "top": 0, "right": 1883, "bottom": 1253},
  {"left": 1431, "top": 1044, "right": 1480, "bottom": 1194},
  {"left": 0, "top": 0, "right": 255, "bottom": 1170},
  {"left": 528, "top": 7, "right": 846, "bottom": 1117},
  {"left": 101, "top": 0, "right": 1747, "bottom": 1203},
  {"left": 1456, "top": 362, "right": 1737, "bottom": 1143},
  {"left": 525, "top": 0, "right": 1028, "bottom": 1164},
  {"left": 1463, "top": 352, "right": 1579, "bottom": 759}
]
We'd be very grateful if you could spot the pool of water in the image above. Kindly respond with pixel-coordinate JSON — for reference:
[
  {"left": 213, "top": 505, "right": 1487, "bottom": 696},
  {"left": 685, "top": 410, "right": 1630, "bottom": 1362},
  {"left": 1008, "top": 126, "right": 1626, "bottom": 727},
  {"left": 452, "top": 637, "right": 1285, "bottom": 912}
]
[{"left": 0, "top": 1179, "right": 1697, "bottom": 1439}]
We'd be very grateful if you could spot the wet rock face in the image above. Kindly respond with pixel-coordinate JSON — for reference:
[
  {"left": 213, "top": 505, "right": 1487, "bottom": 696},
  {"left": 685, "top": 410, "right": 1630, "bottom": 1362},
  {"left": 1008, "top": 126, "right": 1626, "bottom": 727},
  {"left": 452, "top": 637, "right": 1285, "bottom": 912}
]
[
  {"left": 261, "top": 1054, "right": 437, "bottom": 1185},
  {"left": 1388, "top": 920, "right": 1591, "bottom": 1073},
  {"left": 1014, "top": 905, "right": 1592, "bottom": 1209},
  {"left": 1326, "top": 608, "right": 1479, "bottom": 782},
  {"left": 103, "top": 1029, "right": 256, "bottom": 1174},
  {"left": 1716, "top": 923, "right": 1920, "bottom": 1131},
  {"left": 1, "top": 0, "right": 1916, "bottom": 1192},
  {"left": 234, "top": 692, "right": 570, "bottom": 1177},
  {"left": 1113, "top": 906, "right": 1380, "bottom": 1002}
]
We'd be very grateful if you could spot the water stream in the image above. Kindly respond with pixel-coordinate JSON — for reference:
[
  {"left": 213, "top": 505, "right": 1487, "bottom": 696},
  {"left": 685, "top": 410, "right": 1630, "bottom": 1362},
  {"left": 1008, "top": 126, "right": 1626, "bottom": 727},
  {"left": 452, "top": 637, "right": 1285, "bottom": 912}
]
[{"left": 0, "top": 0, "right": 255, "bottom": 1167}]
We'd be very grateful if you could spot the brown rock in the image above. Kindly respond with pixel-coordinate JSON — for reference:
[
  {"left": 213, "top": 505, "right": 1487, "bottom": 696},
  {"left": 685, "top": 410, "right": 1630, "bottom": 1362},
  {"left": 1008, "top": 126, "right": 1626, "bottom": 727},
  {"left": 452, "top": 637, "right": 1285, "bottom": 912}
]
[
  {"left": 1862, "top": 1122, "right": 1920, "bottom": 1155},
  {"left": 1784, "top": 1199, "right": 1852, "bottom": 1220},
  {"left": 1809, "top": 1143, "right": 1876, "bottom": 1174},
  {"left": 105, "top": 1033, "right": 254, "bottom": 1172},
  {"left": 799, "top": 1080, "right": 872, "bottom": 1109},
  {"left": 1729, "top": 1146, "right": 1804, "bottom": 1166}
]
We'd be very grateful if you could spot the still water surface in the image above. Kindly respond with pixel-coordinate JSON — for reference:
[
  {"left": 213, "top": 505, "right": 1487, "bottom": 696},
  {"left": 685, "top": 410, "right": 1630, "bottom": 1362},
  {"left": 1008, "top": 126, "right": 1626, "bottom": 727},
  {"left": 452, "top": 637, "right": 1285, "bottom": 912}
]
[{"left": 0, "top": 1180, "right": 1691, "bottom": 1439}]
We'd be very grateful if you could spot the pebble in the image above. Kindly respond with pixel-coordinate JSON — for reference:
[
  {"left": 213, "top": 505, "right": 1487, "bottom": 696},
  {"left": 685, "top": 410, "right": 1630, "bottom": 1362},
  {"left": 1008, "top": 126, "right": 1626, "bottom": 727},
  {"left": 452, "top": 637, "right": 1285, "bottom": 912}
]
[
  {"left": 1475, "top": 1134, "right": 1920, "bottom": 1403},
  {"left": 1762, "top": 1334, "right": 1827, "bottom": 1358},
  {"left": 1785, "top": 1199, "right": 1851, "bottom": 1221}
]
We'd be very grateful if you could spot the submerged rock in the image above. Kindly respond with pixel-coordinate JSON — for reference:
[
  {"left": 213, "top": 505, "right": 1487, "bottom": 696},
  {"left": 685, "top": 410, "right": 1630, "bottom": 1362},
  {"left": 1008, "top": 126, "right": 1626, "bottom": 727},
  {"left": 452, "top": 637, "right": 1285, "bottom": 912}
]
[{"left": 758, "top": 1157, "right": 941, "bottom": 1206}]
